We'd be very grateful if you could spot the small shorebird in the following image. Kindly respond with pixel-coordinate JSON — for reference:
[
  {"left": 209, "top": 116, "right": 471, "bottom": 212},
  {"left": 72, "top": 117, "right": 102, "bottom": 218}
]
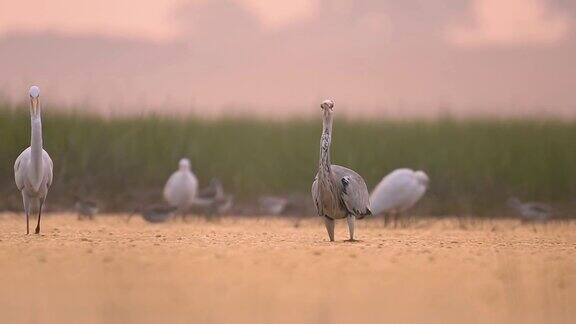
[
  {"left": 507, "top": 197, "right": 552, "bottom": 223},
  {"left": 195, "top": 178, "right": 234, "bottom": 215},
  {"left": 75, "top": 198, "right": 99, "bottom": 220},
  {"left": 128, "top": 204, "right": 177, "bottom": 223}
]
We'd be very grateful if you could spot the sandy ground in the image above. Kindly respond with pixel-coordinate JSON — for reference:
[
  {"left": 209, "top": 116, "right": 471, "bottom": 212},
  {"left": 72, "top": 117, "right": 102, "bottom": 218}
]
[{"left": 0, "top": 213, "right": 575, "bottom": 324}]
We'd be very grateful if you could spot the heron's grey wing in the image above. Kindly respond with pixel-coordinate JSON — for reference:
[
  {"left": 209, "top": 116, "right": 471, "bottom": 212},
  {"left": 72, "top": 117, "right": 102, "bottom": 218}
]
[
  {"left": 14, "top": 148, "right": 30, "bottom": 191},
  {"left": 311, "top": 175, "right": 321, "bottom": 216},
  {"left": 332, "top": 166, "right": 371, "bottom": 216},
  {"left": 340, "top": 176, "right": 371, "bottom": 216}
]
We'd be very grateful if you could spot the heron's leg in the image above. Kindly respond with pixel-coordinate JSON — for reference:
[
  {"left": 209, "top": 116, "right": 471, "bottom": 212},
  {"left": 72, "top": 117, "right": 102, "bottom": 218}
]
[
  {"left": 383, "top": 213, "right": 389, "bottom": 227},
  {"left": 35, "top": 198, "right": 44, "bottom": 234},
  {"left": 22, "top": 193, "right": 30, "bottom": 235},
  {"left": 324, "top": 216, "right": 335, "bottom": 242},
  {"left": 346, "top": 215, "right": 356, "bottom": 242}
]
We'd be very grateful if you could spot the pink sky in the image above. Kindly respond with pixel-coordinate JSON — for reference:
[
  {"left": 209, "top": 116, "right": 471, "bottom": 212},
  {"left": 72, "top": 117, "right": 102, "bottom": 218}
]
[{"left": 0, "top": 0, "right": 574, "bottom": 118}]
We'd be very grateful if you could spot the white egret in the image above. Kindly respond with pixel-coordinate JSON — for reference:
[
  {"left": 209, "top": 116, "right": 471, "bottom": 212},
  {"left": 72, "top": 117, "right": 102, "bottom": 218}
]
[
  {"left": 370, "top": 168, "right": 429, "bottom": 226},
  {"left": 163, "top": 158, "right": 198, "bottom": 215},
  {"left": 311, "top": 100, "right": 371, "bottom": 242},
  {"left": 14, "top": 86, "right": 54, "bottom": 234}
]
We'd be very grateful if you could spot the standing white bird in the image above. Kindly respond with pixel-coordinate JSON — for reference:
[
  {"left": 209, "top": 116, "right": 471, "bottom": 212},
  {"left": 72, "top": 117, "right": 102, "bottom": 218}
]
[
  {"left": 163, "top": 158, "right": 198, "bottom": 215},
  {"left": 14, "top": 86, "right": 54, "bottom": 234},
  {"left": 312, "top": 100, "right": 371, "bottom": 242},
  {"left": 370, "top": 168, "right": 429, "bottom": 226}
]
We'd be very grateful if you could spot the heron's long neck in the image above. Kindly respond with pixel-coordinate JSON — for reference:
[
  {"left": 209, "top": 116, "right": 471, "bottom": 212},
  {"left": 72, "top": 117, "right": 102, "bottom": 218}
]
[
  {"left": 30, "top": 113, "right": 44, "bottom": 186},
  {"left": 318, "top": 111, "right": 333, "bottom": 181}
]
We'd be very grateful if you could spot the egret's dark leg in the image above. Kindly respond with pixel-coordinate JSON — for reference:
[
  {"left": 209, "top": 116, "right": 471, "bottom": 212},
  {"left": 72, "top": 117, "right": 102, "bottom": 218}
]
[
  {"left": 324, "top": 216, "right": 335, "bottom": 242},
  {"left": 346, "top": 215, "right": 357, "bottom": 242},
  {"left": 22, "top": 193, "right": 30, "bottom": 235},
  {"left": 35, "top": 198, "right": 44, "bottom": 234}
]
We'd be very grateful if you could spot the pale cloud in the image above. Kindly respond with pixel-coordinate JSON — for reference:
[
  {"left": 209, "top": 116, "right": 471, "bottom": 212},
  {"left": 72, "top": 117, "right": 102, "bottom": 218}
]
[
  {"left": 0, "top": 0, "right": 184, "bottom": 41},
  {"left": 356, "top": 12, "right": 392, "bottom": 37},
  {"left": 239, "top": 0, "right": 319, "bottom": 29},
  {"left": 446, "top": 0, "right": 571, "bottom": 47},
  {"left": 0, "top": 0, "right": 319, "bottom": 40}
]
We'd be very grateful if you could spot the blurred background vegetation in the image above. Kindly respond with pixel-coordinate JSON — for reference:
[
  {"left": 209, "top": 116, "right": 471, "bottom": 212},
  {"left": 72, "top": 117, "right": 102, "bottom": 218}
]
[{"left": 2, "top": 104, "right": 576, "bottom": 216}]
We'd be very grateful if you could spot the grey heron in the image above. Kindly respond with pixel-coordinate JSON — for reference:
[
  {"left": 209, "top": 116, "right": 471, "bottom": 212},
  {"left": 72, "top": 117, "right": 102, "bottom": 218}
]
[{"left": 311, "top": 99, "right": 371, "bottom": 242}]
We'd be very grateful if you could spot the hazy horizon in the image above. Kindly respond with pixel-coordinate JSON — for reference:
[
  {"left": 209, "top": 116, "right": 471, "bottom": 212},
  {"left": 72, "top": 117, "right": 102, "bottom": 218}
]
[{"left": 1, "top": 0, "right": 575, "bottom": 118}]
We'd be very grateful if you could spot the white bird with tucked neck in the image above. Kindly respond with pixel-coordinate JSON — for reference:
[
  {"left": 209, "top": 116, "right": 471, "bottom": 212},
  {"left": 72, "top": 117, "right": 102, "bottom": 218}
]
[
  {"left": 163, "top": 158, "right": 198, "bottom": 214},
  {"left": 370, "top": 168, "right": 429, "bottom": 225},
  {"left": 14, "top": 86, "right": 54, "bottom": 234},
  {"left": 312, "top": 100, "right": 371, "bottom": 242}
]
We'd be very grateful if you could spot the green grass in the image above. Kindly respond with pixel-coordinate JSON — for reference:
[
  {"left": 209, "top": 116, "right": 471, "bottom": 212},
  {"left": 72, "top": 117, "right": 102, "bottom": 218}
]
[{"left": 2, "top": 104, "right": 576, "bottom": 215}]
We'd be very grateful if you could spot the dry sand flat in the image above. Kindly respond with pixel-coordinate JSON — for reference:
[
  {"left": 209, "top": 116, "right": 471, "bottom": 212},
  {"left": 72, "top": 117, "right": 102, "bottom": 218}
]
[{"left": 0, "top": 213, "right": 575, "bottom": 324}]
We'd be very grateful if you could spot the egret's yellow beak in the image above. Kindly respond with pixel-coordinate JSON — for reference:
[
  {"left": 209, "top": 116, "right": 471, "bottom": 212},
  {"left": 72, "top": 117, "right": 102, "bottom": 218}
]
[{"left": 30, "top": 96, "right": 40, "bottom": 116}]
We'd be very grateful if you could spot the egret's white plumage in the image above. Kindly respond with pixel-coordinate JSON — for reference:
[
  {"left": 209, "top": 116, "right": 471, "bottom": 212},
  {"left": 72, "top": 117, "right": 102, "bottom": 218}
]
[
  {"left": 163, "top": 158, "right": 198, "bottom": 214},
  {"left": 311, "top": 99, "right": 371, "bottom": 242},
  {"left": 14, "top": 86, "right": 54, "bottom": 234},
  {"left": 370, "top": 168, "right": 428, "bottom": 218}
]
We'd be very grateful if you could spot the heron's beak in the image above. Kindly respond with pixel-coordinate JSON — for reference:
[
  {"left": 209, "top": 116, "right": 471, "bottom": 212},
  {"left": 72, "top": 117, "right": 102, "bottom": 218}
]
[{"left": 30, "top": 97, "right": 40, "bottom": 116}]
